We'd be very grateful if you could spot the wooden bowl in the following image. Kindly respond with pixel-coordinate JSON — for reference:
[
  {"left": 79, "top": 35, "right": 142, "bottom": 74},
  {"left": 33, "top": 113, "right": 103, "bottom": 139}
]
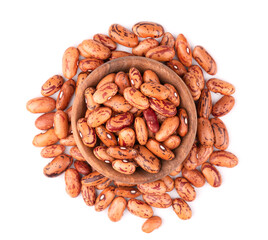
[{"left": 72, "top": 56, "right": 197, "bottom": 184}]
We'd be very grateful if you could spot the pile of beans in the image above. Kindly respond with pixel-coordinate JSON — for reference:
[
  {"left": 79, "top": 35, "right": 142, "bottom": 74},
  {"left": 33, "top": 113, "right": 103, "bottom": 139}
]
[
  {"left": 78, "top": 68, "right": 186, "bottom": 175},
  {"left": 26, "top": 21, "right": 238, "bottom": 233}
]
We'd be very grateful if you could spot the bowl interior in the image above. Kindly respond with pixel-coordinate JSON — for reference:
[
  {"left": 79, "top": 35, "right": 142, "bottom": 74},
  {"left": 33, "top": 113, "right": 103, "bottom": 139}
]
[{"left": 72, "top": 56, "right": 197, "bottom": 184}]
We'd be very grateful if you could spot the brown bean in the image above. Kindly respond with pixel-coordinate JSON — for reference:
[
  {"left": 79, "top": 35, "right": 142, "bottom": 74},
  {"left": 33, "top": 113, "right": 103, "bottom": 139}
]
[
  {"left": 143, "top": 193, "right": 172, "bottom": 208},
  {"left": 41, "top": 75, "right": 64, "bottom": 97},
  {"left": 177, "top": 108, "right": 188, "bottom": 137},
  {"left": 207, "top": 78, "right": 235, "bottom": 95},
  {"left": 174, "top": 177, "right": 196, "bottom": 202},
  {"left": 76, "top": 72, "right": 90, "bottom": 95},
  {"left": 65, "top": 168, "right": 81, "bottom": 198},
  {"left": 143, "top": 108, "right": 160, "bottom": 133},
  {"left": 210, "top": 117, "right": 229, "bottom": 150},
  {"left": 33, "top": 128, "right": 59, "bottom": 147},
  {"left": 134, "top": 145, "right": 161, "bottom": 173},
  {"left": 114, "top": 187, "right": 141, "bottom": 198},
  {"left": 188, "top": 65, "right": 205, "bottom": 90},
  {"left": 123, "top": 87, "right": 149, "bottom": 110},
  {"left": 84, "top": 87, "right": 100, "bottom": 113},
  {"left": 95, "top": 125, "right": 117, "bottom": 147},
  {"left": 114, "top": 72, "right": 131, "bottom": 95},
  {"left": 59, "top": 134, "right": 76, "bottom": 146},
  {"left": 65, "top": 106, "right": 73, "bottom": 122},
  {"left": 74, "top": 160, "right": 92, "bottom": 175},
  {"left": 93, "top": 83, "right": 118, "bottom": 104},
  {"left": 193, "top": 45, "right": 217, "bottom": 75},
  {"left": 106, "top": 146, "right": 138, "bottom": 159},
  {"left": 82, "top": 171, "right": 108, "bottom": 187},
  {"left": 137, "top": 180, "right": 167, "bottom": 195},
  {"left": 196, "top": 145, "right": 213, "bottom": 166},
  {"left": 134, "top": 117, "right": 148, "bottom": 145},
  {"left": 142, "top": 216, "right": 162, "bottom": 233},
  {"left": 149, "top": 98, "right": 177, "bottom": 117},
  {"left": 108, "top": 197, "right": 127, "bottom": 222},
  {"left": 163, "top": 135, "right": 181, "bottom": 150},
  {"left": 87, "top": 107, "right": 112, "bottom": 128},
  {"left": 145, "top": 45, "right": 175, "bottom": 62},
  {"left": 197, "top": 117, "right": 214, "bottom": 146},
  {"left": 95, "top": 178, "right": 113, "bottom": 190},
  {"left": 56, "top": 79, "right": 76, "bottom": 110},
  {"left": 35, "top": 112, "right": 55, "bottom": 130},
  {"left": 146, "top": 138, "right": 175, "bottom": 161},
  {"left": 143, "top": 70, "right": 160, "bottom": 84},
  {"left": 166, "top": 59, "right": 187, "bottom": 77},
  {"left": 155, "top": 116, "right": 180, "bottom": 142},
  {"left": 201, "top": 162, "right": 222, "bottom": 187},
  {"left": 183, "top": 72, "right": 201, "bottom": 101},
  {"left": 40, "top": 144, "right": 65, "bottom": 158},
  {"left": 54, "top": 110, "right": 69, "bottom": 139},
  {"left": 160, "top": 32, "right": 175, "bottom": 47},
  {"left": 209, "top": 151, "right": 238, "bottom": 168},
  {"left": 198, "top": 88, "right": 212, "bottom": 118},
  {"left": 26, "top": 97, "right": 56, "bottom": 114},
  {"left": 183, "top": 144, "right": 198, "bottom": 170},
  {"left": 43, "top": 154, "right": 73, "bottom": 177},
  {"left": 164, "top": 83, "right": 180, "bottom": 106},
  {"left": 112, "top": 159, "right": 136, "bottom": 174},
  {"left": 109, "top": 51, "right": 133, "bottom": 60},
  {"left": 175, "top": 34, "right": 192, "bottom": 67},
  {"left": 77, "top": 43, "right": 88, "bottom": 58},
  {"left": 129, "top": 67, "right": 143, "bottom": 89},
  {"left": 181, "top": 168, "right": 205, "bottom": 187},
  {"left": 93, "top": 146, "right": 114, "bottom": 163},
  {"left": 127, "top": 199, "right": 153, "bottom": 218},
  {"left": 172, "top": 198, "right": 192, "bottom": 220},
  {"left": 95, "top": 186, "right": 115, "bottom": 212},
  {"left": 69, "top": 146, "right": 85, "bottom": 161},
  {"left": 118, "top": 128, "right": 135, "bottom": 147},
  {"left": 132, "top": 38, "right": 159, "bottom": 56},
  {"left": 109, "top": 24, "right": 138, "bottom": 47},
  {"left": 103, "top": 95, "right": 132, "bottom": 113},
  {"left": 78, "top": 39, "right": 111, "bottom": 60},
  {"left": 161, "top": 175, "right": 174, "bottom": 192},
  {"left": 96, "top": 73, "right": 115, "bottom": 90},
  {"left": 106, "top": 112, "right": 134, "bottom": 132},
  {"left": 78, "top": 58, "right": 103, "bottom": 72},
  {"left": 81, "top": 185, "right": 96, "bottom": 206},
  {"left": 77, "top": 118, "right": 97, "bottom": 147},
  {"left": 78, "top": 57, "right": 102, "bottom": 72},
  {"left": 212, "top": 95, "right": 235, "bottom": 117},
  {"left": 140, "top": 82, "right": 169, "bottom": 100},
  {"left": 132, "top": 21, "right": 164, "bottom": 38},
  {"left": 93, "top": 33, "right": 117, "bottom": 51},
  {"left": 62, "top": 47, "right": 79, "bottom": 79}
]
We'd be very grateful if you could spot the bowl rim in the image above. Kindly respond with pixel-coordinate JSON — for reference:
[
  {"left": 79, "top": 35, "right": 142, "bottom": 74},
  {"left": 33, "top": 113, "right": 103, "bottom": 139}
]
[{"left": 71, "top": 56, "right": 197, "bottom": 184}]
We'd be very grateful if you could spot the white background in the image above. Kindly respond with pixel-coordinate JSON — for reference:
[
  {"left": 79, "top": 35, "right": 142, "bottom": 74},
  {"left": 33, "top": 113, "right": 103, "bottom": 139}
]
[{"left": 1, "top": 0, "right": 268, "bottom": 239}]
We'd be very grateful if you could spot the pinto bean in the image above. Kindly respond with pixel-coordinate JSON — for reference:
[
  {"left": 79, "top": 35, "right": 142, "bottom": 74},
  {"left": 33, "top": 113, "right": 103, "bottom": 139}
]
[
  {"left": 193, "top": 45, "right": 217, "bottom": 75},
  {"left": 132, "top": 38, "right": 159, "bottom": 56},
  {"left": 43, "top": 154, "right": 73, "bottom": 177},
  {"left": 109, "top": 24, "right": 138, "bottom": 47},
  {"left": 41, "top": 75, "right": 64, "bottom": 96},
  {"left": 134, "top": 145, "right": 161, "bottom": 174},
  {"left": 146, "top": 139, "right": 175, "bottom": 161},
  {"left": 132, "top": 21, "right": 164, "bottom": 38},
  {"left": 175, "top": 34, "right": 192, "bottom": 67},
  {"left": 27, "top": 97, "right": 56, "bottom": 114}
]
